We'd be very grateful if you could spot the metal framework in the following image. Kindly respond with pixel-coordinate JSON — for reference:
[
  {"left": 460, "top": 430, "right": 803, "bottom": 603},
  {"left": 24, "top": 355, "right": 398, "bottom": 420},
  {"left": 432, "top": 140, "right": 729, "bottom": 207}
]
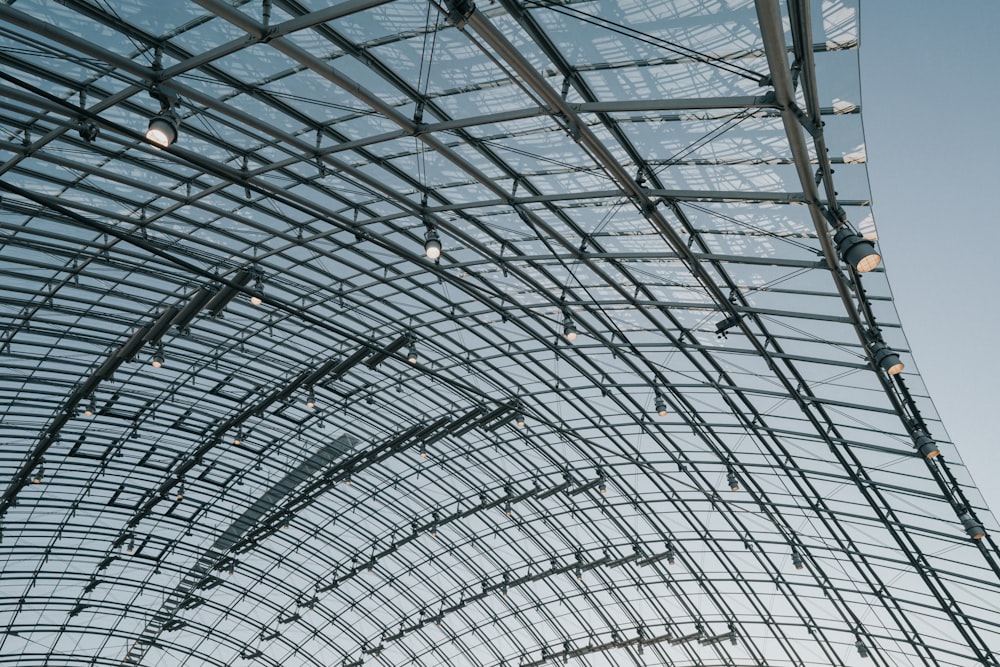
[{"left": 0, "top": 1, "right": 997, "bottom": 666}]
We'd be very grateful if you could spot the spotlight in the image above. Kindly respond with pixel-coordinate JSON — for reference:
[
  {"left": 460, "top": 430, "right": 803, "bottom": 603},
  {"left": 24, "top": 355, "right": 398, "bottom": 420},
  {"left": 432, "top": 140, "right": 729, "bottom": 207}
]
[
  {"left": 727, "top": 469, "right": 740, "bottom": 492},
  {"left": 233, "top": 429, "right": 243, "bottom": 446},
  {"left": 870, "top": 341, "right": 904, "bottom": 375},
  {"left": 574, "top": 566, "right": 582, "bottom": 581},
  {"left": 960, "top": 512, "right": 986, "bottom": 540},
  {"left": 598, "top": 475, "right": 607, "bottom": 495},
  {"left": 176, "top": 481, "right": 185, "bottom": 501},
  {"left": 913, "top": 430, "right": 939, "bottom": 459},
  {"left": 344, "top": 473, "right": 352, "bottom": 487},
  {"left": 151, "top": 347, "right": 165, "bottom": 368},
  {"left": 407, "top": 341, "right": 418, "bottom": 364},
  {"left": 84, "top": 396, "right": 96, "bottom": 418},
  {"left": 250, "top": 284, "right": 264, "bottom": 306},
  {"left": 666, "top": 543, "right": 675, "bottom": 565},
  {"left": 32, "top": 463, "right": 43, "bottom": 484},
  {"left": 515, "top": 412, "right": 525, "bottom": 428},
  {"left": 855, "top": 640, "right": 870, "bottom": 659},
  {"left": 792, "top": 550, "right": 804, "bottom": 570},
  {"left": 654, "top": 393, "right": 667, "bottom": 417},
  {"left": 424, "top": 227, "right": 442, "bottom": 260},
  {"left": 146, "top": 110, "right": 180, "bottom": 148},
  {"left": 834, "top": 227, "right": 880, "bottom": 273},
  {"left": 419, "top": 444, "right": 428, "bottom": 459},
  {"left": 78, "top": 122, "right": 100, "bottom": 142},
  {"left": 306, "top": 389, "right": 316, "bottom": 410},
  {"left": 562, "top": 312, "right": 577, "bottom": 342}
]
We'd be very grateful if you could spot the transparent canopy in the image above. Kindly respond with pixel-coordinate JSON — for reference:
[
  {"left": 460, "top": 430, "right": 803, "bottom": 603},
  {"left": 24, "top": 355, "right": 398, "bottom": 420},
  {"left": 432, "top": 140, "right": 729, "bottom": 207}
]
[{"left": 0, "top": 2, "right": 997, "bottom": 667}]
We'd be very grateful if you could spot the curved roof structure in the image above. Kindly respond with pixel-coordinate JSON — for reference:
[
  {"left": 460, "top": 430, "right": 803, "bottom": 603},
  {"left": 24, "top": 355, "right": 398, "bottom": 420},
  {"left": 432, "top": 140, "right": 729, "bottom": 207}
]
[{"left": 1, "top": 1, "right": 998, "bottom": 666}]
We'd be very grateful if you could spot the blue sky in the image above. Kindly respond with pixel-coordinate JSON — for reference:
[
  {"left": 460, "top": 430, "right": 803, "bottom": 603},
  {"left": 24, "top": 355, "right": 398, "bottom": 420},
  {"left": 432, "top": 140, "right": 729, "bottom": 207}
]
[{"left": 860, "top": 1, "right": 1000, "bottom": 514}]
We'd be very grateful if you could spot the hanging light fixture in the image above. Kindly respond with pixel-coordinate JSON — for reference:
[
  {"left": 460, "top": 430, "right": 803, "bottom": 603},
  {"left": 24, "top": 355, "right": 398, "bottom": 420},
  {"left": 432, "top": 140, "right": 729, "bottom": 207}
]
[
  {"left": 232, "top": 429, "right": 243, "bottom": 446},
  {"left": 84, "top": 396, "right": 96, "bottom": 418},
  {"left": 407, "top": 339, "right": 418, "bottom": 364},
  {"left": 145, "top": 88, "right": 181, "bottom": 149},
  {"left": 176, "top": 479, "right": 185, "bottom": 501},
  {"left": 834, "top": 226, "right": 881, "bottom": 273},
  {"left": 515, "top": 412, "right": 526, "bottom": 428},
  {"left": 32, "top": 462, "right": 44, "bottom": 484},
  {"left": 306, "top": 388, "right": 316, "bottom": 410},
  {"left": 792, "top": 549, "right": 804, "bottom": 570},
  {"left": 424, "top": 227, "right": 442, "bottom": 260},
  {"left": 855, "top": 639, "right": 870, "bottom": 659},
  {"left": 870, "top": 341, "right": 904, "bottom": 375},
  {"left": 654, "top": 392, "right": 667, "bottom": 417},
  {"left": 151, "top": 346, "right": 165, "bottom": 368},
  {"left": 666, "top": 542, "right": 675, "bottom": 565},
  {"left": 250, "top": 277, "right": 264, "bottom": 306},
  {"left": 727, "top": 469, "right": 740, "bottom": 492},
  {"left": 562, "top": 310, "right": 577, "bottom": 342},
  {"left": 598, "top": 472, "right": 607, "bottom": 496}
]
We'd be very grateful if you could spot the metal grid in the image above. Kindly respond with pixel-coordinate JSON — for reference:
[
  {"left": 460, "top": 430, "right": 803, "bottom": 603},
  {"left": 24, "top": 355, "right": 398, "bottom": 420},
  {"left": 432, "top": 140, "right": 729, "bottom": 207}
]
[{"left": 0, "top": 1, "right": 997, "bottom": 667}]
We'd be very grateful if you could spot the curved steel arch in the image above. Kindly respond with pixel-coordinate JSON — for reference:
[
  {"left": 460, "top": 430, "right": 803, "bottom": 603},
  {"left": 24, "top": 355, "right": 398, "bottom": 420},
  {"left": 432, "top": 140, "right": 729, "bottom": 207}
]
[{"left": 0, "top": 1, "right": 997, "bottom": 667}]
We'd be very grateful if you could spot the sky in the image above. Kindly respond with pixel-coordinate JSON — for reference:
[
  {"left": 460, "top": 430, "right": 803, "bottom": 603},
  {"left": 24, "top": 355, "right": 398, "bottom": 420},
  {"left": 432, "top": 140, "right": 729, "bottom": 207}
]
[{"left": 859, "top": 1, "right": 1000, "bottom": 515}]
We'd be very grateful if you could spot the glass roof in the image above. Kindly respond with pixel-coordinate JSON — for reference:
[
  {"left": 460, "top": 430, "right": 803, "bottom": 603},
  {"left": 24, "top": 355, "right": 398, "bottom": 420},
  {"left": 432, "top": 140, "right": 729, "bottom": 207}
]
[{"left": 0, "top": 1, "right": 998, "bottom": 666}]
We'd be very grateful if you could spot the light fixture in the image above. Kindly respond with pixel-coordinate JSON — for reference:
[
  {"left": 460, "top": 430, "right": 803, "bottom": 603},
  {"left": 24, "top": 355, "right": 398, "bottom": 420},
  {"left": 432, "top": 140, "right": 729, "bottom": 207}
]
[
  {"left": 870, "top": 341, "right": 904, "bottom": 375},
  {"left": 78, "top": 121, "right": 100, "bottom": 142},
  {"left": 562, "top": 311, "right": 577, "bottom": 342},
  {"left": 856, "top": 639, "right": 870, "bottom": 659},
  {"left": 424, "top": 227, "right": 442, "bottom": 260},
  {"left": 151, "top": 347, "right": 165, "bottom": 368},
  {"left": 727, "top": 469, "right": 740, "bottom": 492},
  {"left": 126, "top": 536, "right": 135, "bottom": 554},
  {"left": 655, "top": 393, "right": 667, "bottom": 417},
  {"left": 574, "top": 566, "right": 582, "bottom": 581},
  {"left": 515, "top": 412, "right": 525, "bottom": 428},
  {"left": 431, "top": 512, "right": 439, "bottom": 536},
  {"left": 407, "top": 340, "right": 418, "bottom": 364},
  {"left": 960, "top": 512, "right": 986, "bottom": 540},
  {"left": 666, "top": 542, "right": 675, "bottom": 565},
  {"left": 32, "top": 462, "right": 43, "bottom": 484},
  {"left": 598, "top": 474, "right": 607, "bottom": 495},
  {"left": 792, "top": 549, "right": 804, "bottom": 570},
  {"left": 233, "top": 429, "right": 243, "bottom": 446},
  {"left": 419, "top": 444, "right": 428, "bottom": 460},
  {"left": 306, "top": 388, "right": 316, "bottom": 410},
  {"left": 913, "top": 429, "right": 940, "bottom": 459},
  {"left": 834, "top": 227, "right": 880, "bottom": 273},
  {"left": 176, "top": 480, "right": 185, "bottom": 501},
  {"left": 84, "top": 396, "right": 96, "bottom": 418},
  {"left": 146, "top": 112, "right": 179, "bottom": 148},
  {"left": 504, "top": 501, "right": 512, "bottom": 517},
  {"left": 250, "top": 281, "right": 264, "bottom": 306},
  {"left": 344, "top": 473, "right": 352, "bottom": 487}
]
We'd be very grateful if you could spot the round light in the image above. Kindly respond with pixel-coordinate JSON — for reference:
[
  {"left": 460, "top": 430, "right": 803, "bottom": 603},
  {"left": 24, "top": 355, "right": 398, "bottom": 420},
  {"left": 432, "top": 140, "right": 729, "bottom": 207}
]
[
  {"left": 250, "top": 287, "right": 263, "bottom": 306},
  {"left": 515, "top": 413, "right": 525, "bottom": 428},
  {"left": 424, "top": 228, "right": 442, "bottom": 260},
  {"left": 407, "top": 346, "right": 417, "bottom": 364},
  {"left": 146, "top": 114, "right": 178, "bottom": 148},
  {"left": 151, "top": 352, "right": 164, "bottom": 368},
  {"left": 563, "top": 315, "right": 577, "bottom": 342},
  {"left": 914, "top": 430, "right": 939, "bottom": 459},
  {"left": 871, "top": 342, "right": 904, "bottom": 375},
  {"left": 834, "top": 227, "right": 881, "bottom": 273}
]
